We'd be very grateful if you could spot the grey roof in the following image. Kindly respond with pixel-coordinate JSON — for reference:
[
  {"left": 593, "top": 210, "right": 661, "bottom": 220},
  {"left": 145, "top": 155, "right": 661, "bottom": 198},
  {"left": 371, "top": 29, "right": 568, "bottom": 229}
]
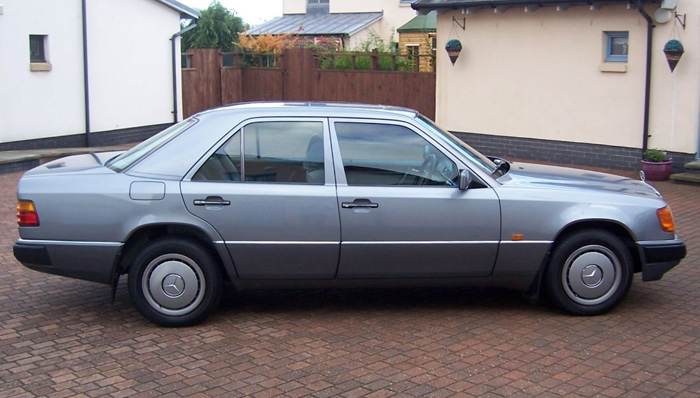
[
  {"left": 246, "top": 12, "right": 383, "bottom": 36},
  {"left": 412, "top": 0, "right": 659, "bottom": 9},
  {"left": 154, "top": 0, "right": 201, "bottom": 19}
]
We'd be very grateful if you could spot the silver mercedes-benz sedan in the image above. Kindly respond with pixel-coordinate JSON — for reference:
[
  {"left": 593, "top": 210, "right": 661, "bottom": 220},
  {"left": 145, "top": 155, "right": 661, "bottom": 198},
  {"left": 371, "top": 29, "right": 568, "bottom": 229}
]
[{"left": 14, "top": 103, "right": 686, "bottom": 326}]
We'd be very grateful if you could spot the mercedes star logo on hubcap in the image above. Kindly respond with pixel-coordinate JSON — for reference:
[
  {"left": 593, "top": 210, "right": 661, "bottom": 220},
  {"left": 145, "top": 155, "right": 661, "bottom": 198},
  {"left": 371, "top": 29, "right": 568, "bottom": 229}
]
[
  {"left": 162, "top": 274, "right": 185, "bottom": 297},
  {"left": 581, "top": 265, "right": 603, "bottom": 287}
]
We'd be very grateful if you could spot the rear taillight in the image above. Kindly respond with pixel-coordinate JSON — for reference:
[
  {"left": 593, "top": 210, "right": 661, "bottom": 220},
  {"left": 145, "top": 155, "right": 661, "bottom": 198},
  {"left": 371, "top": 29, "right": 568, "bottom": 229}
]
[{"left": 17, "top": 200, "right": 40, "bottom": 227}]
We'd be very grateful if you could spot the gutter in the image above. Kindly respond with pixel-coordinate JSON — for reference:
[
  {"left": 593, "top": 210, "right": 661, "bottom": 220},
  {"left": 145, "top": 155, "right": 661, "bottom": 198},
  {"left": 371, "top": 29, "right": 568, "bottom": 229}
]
[
  {"left": 81, "top": 0, "right": 91, "bottom": 147},
  {"left": 411, "top": 0, "right": 660, "bottom": 9},
  {"left": 637, "top": 0, "right": 654, "bottom": 154},
  {"left": 171, "top": 22, "right": 198, "bottom": 123}
]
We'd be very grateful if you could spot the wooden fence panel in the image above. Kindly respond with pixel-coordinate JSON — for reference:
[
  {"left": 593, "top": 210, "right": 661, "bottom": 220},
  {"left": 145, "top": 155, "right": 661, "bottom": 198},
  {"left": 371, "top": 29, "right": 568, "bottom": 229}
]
[
  {"left": 311, "top": 70, "right": 436, "bottom": 119},
  {"left": 241, "top": 69, "right": 284, "bottom": 102},
  {"left": 182, "top": 49, "right": 222, "bottom": 118},
  {"left": 183, "top": 48, "right": 435, "bottom": 120}
]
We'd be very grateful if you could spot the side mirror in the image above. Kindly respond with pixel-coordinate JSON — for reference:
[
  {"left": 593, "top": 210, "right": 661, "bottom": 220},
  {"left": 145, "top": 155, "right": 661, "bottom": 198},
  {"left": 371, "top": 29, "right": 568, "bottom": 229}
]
[{"left": 459, "top": 169, "right": 472, "bottom": 191}]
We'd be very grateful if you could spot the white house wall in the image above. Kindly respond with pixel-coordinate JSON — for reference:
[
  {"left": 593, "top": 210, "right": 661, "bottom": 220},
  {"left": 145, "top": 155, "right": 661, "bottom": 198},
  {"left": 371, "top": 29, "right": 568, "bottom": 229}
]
[
  {"left": 0, "top": 1, "right": 85, "bottom": 143},
  {"left": 435, "top": 3, "right": 698, "bottom": 155},
  {"left": 86, "top": 0, "right": 180, "bottom": 134}
]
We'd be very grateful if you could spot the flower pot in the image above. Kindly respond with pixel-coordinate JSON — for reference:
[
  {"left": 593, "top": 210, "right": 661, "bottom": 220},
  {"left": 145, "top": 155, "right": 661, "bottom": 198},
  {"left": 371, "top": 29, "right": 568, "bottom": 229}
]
[
  {"left": 663, "top": 39, "right": 684, "bottom": 72},
  {"left": 641, "top": 160, "right": 673, "bottom": 181},
  {"left": 445, "top": 39, "right": 463, "bottom": 65},
  {"left": 446, "top": 49, "right": 461, "bottom": 65}
]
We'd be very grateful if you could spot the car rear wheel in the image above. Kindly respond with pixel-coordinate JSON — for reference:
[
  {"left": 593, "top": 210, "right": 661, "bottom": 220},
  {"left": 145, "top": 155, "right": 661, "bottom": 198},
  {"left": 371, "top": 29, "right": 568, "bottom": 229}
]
[
  {"left": 128, "top": 238, "right": 222, "bottom": 327},
  {"left": 546, "top": 230, "right": 633, "bottom": 315}
]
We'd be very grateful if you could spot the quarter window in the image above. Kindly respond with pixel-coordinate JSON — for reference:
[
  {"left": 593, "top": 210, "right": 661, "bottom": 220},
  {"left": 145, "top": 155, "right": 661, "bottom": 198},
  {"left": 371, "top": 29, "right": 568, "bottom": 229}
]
[
  {"left": 334, "top": 122, "right": 458, "bottom": 187},
  {"left": 193, "top": 121, "right": 325, "bottom": 184},
  {"left": 605, "top": 32, "right": 628, "bottom": 62}
]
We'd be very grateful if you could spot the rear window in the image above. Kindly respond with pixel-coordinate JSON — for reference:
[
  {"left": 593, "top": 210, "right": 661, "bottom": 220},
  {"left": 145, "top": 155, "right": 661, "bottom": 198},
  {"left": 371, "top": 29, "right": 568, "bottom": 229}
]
[{"left": 106, "top": 119, "right": 196, "bottom": 172}]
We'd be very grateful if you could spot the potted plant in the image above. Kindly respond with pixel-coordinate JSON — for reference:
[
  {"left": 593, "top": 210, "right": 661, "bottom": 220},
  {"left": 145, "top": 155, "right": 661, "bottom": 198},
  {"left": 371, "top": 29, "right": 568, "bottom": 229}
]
[
  {"left": 663, "top": 39, "right": 684, "bottom": 72},
  {"left": 641, "top": 148, "right": 673, "bottom": 181},
  {"left": 445, "top": 39, "right": 462, "bottom": 65}
]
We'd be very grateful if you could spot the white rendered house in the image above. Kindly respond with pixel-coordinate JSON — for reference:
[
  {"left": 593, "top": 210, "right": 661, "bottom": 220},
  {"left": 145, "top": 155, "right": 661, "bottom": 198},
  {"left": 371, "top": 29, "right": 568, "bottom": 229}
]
[{"left": 0, "top": 0, "right": 199, "bottom": 149}]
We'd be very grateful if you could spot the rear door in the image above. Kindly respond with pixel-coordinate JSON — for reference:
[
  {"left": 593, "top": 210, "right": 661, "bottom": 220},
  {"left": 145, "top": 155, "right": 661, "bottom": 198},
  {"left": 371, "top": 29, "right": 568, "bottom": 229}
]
[
  {"left": 330, "top": 119, "right": 501, "bottom": 278},
  {"left": 181, "top": 118, "right": 340, "bottom": 279}
]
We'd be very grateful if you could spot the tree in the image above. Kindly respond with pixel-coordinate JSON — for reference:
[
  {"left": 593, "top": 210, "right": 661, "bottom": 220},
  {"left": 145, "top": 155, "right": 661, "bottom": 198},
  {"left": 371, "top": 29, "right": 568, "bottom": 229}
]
[{"left": 182, "top": 1, "right": 246, "bottom": 52}]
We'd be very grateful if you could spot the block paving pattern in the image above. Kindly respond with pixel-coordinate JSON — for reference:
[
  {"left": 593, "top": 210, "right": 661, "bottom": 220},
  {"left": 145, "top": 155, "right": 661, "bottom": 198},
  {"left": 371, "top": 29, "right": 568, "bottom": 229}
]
[{"left": 1, "top": 169, "right": 699, "bottom": 397}]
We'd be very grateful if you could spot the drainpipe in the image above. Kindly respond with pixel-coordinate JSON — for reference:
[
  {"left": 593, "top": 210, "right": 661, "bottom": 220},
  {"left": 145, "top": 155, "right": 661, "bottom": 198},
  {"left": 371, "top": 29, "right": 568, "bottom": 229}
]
[
  {"left": 638, "top": 0, "right": 654, "bottom": 155},
  {"left": 81, "top": 0, "right": 91, "bottom": 147},
  {"left": 171, "top": 22, "right": 198, "bottom": 123}
]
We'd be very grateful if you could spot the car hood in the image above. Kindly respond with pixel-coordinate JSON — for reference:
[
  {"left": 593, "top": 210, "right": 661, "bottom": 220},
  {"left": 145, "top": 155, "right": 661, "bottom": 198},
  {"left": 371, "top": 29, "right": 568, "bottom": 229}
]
[
  {"left": 499, "top": 162, "right": 661, "bottom": 198},
  {"left": 22, "top": 152, "right": 124, "bottom": 177}
]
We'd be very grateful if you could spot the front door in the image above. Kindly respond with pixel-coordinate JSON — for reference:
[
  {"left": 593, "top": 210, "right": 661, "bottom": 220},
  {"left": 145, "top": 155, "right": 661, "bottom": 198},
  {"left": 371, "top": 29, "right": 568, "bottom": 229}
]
[
  {"left": 330, "top": 119, "right": 501, "bottom": 278},
  {"left": 181, "top": 119, "right": 340, "bottom": 279}
]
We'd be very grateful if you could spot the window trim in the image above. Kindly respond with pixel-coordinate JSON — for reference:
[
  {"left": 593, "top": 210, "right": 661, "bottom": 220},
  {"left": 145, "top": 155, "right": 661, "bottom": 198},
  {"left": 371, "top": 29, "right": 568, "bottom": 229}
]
[{"left": 605, "top": 32, "right": 629, "bottom": 63}]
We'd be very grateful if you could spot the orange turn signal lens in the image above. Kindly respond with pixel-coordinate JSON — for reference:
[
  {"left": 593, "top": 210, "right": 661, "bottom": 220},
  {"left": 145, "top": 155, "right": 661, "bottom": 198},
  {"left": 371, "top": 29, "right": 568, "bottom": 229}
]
[
  {"left": 656, "top": 206, "right": 675, "bottom": 233},
  {"left": 17, "top": 200, "right": 40, "bottom": 227}
]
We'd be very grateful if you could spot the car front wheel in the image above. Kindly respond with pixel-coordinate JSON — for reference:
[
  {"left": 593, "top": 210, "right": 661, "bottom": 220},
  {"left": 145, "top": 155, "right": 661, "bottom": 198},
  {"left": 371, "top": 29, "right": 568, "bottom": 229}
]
[
  {"left": 546, "top": 230, "right": 633, "bottom": 315},
  {"left": 128, "top": 238, "right": 222, "bottom": 327}
]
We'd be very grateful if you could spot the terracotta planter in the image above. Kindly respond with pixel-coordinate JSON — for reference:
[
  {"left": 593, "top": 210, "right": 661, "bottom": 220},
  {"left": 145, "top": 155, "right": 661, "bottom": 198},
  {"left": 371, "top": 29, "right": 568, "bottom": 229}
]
[{"left": 641, "top": 160, "right": 673, "bottom": 181}]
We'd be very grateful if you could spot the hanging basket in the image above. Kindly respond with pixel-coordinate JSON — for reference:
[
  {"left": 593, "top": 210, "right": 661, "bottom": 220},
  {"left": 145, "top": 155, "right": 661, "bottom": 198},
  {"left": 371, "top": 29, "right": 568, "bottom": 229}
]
[
  {"left": 445, "top": 39, "right": 462, "bottom": 65},
  {"left": 663, "top": 39, "right": 684, "bottom": 72}
]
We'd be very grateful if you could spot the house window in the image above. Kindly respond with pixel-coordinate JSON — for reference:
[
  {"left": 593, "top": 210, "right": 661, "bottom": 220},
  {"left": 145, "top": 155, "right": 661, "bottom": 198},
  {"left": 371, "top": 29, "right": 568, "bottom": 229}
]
[
  {"left": 605, "top": 32, "right": 628, "bottom": 62},
  {"left": 29, "top": 35, "right": 47, "bottom": 63},
  {"left": 29, "top": 35, "right": 51, "bottom": 71},
  {"left": 307, "top": 0, "right": 329, "bottom": 13}
]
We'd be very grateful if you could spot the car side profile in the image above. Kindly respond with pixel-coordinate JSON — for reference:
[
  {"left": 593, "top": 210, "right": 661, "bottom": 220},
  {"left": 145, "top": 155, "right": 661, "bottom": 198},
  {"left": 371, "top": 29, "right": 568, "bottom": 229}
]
[{"left": 14, "top": 103, "right": 686, "bottom": 326}]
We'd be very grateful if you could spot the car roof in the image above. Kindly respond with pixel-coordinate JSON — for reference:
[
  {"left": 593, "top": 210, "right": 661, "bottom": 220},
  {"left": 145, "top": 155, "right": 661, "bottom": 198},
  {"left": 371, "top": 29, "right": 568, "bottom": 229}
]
[{"left": 193, "top": 102, "right": 419, "bottom": 120}]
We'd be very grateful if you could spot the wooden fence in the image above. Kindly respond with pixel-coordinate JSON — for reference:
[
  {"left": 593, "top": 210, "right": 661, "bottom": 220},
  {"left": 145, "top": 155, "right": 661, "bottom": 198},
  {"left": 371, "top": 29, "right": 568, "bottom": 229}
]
[{"left": 182, "top": 48, "right": 436, "bottom": 120}]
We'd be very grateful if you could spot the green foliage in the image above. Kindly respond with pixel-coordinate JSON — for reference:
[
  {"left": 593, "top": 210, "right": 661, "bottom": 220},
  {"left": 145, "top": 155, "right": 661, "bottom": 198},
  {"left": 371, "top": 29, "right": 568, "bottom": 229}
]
[
  {"left": 664, "top": 39, "right": 684, "bottom": 53},
  {"left": 643, "top": 149, "right": 670, "bottom": 162},
  {"left": 445, "top": 39, "right": 462, "bottom": 51},
  {"left": 181, "top": 1, "right": 246, "bottom": 52},
  {"left": 316, "top": 31, "right": 417, "bottom": 72}
]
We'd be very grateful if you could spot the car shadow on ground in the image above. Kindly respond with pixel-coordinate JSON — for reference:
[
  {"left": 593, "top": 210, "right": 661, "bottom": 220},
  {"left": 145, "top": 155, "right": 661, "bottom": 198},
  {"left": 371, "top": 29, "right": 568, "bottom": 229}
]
[{"left": 216, "top": 285, "right": 548, "bottom": 317}]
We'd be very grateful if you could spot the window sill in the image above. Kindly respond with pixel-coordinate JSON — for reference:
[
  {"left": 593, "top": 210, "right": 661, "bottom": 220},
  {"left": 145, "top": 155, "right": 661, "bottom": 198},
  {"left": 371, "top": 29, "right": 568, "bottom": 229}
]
[
  {"left": 30, "top": 62, "right": 52, "bottom": 72},
  {"left": 600, "top": 63, "right": 627, "bottom": 73}
]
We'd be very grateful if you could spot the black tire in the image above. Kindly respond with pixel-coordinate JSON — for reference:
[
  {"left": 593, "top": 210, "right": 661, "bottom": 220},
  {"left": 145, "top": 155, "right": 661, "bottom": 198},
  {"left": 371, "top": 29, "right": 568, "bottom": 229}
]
[
  {"left": 128, "top": 238, "right": 222, "bottom": 327},
  {"left": 546, "top": 230, "right": 633, "bottom": 315}
]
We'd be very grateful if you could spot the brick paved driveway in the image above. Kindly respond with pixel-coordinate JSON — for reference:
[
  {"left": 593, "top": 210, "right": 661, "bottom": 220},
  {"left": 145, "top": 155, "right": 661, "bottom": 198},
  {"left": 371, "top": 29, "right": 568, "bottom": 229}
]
[{"left": 1, "top": 169, "right": 698, "bottom": 398}]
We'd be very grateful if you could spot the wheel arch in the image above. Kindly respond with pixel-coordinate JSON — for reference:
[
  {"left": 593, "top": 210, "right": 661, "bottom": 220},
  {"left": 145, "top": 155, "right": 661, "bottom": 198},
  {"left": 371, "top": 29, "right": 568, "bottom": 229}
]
[
  {"left": 552, "top": 220, "right": 641, "bottom": 273},
  {"left": 116, "top": 223, "right": 235, "bottom": 281},
  {"left": 527, "top": 219, "right": 642, "bottom": 301}
]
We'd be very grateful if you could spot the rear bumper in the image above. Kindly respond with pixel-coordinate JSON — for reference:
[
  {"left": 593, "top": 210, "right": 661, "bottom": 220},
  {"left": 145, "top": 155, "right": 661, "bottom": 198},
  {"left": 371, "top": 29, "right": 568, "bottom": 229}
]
[
  {"left": 13, "top": 239, "right": 123, "bottom": 285},
  {"left": 637, "top": 236, "right": 687, "bottom": 282}
]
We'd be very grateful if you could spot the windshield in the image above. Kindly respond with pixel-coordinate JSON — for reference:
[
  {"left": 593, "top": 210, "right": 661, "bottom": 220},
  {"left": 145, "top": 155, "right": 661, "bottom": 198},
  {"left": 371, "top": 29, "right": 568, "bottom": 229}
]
[
  {"left": 415, "top": 115, "right": 497, "bottom": 174},
  {"left": 106, "top": 119, "right": 197, "bottom": 172}
]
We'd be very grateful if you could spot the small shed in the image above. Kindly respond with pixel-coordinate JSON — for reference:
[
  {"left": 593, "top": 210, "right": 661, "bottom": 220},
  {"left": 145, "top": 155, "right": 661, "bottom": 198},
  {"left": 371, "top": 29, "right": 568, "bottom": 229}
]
[{"left": 397, "top": 11, "right": 437, "bottom": 72}]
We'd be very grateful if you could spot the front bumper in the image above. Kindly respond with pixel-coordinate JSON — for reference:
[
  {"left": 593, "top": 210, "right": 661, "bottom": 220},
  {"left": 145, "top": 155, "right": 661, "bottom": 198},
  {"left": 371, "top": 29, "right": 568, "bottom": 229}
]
[
  {"left": 13, "top": 239, "right": 123, "bottom": 285},
  {"left": 637, "top": 236, "right": 687, "bottom": 282}
]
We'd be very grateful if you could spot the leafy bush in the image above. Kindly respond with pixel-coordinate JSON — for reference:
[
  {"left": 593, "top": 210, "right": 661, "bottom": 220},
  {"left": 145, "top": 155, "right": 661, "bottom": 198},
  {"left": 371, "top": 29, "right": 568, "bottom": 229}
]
[
  {"left": 445, "top": 39, "right": 462, "bottom": 52},
  {"left": 643, "top": 149, "right": 670, "bottom": 162},
  {"left": 664, "top": 39, "right": 684, "bottom": 53}
]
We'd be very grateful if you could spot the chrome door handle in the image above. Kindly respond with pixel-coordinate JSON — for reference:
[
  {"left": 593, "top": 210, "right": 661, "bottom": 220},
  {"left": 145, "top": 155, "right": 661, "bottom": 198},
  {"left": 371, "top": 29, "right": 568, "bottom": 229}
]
[
  {"left": 342, "top": 199, "right": 378, "bottom": 209},
  {"left": 194, "top": 196, "right": 231, "bottom": 206}
]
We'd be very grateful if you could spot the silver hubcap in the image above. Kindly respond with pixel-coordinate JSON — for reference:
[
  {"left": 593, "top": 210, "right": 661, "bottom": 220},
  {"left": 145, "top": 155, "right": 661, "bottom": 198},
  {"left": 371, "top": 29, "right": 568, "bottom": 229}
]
[
  {"left": 142, "top": 253, "right": 206, "bottom": 316},
  {"left": 562, "top": 245, "right": 621, "bottom": 306}
]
